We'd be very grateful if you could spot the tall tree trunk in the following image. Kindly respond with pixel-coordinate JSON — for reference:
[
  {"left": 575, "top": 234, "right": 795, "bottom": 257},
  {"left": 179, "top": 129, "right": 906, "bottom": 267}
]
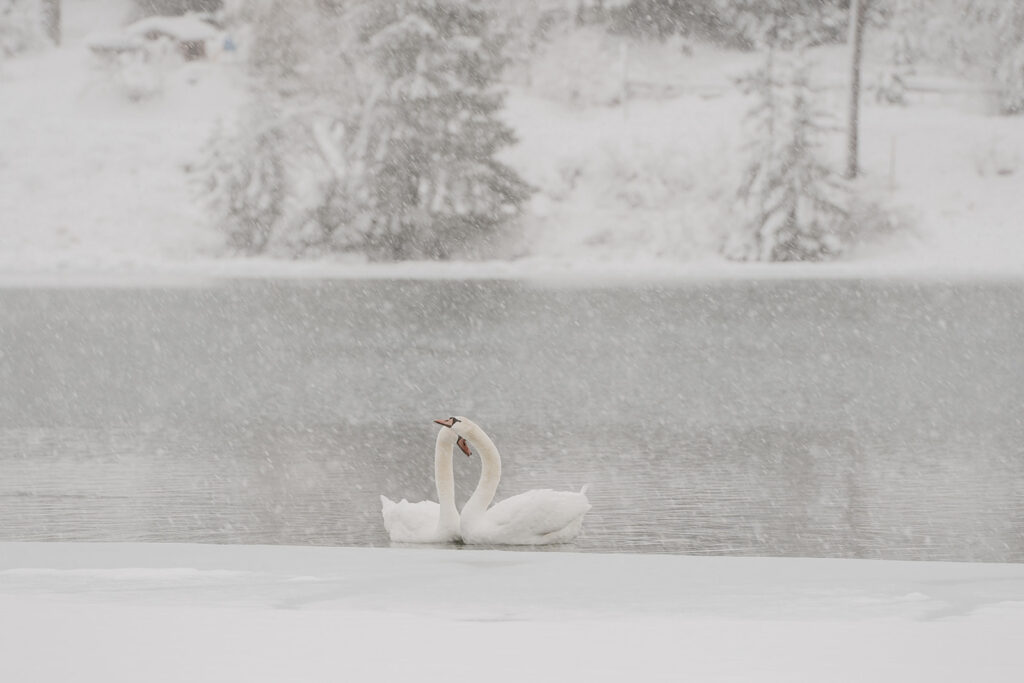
[
  {"left": 845, "top": 0, "right": 867, "bottom": 179},
  {"left": 42, "top": 0, "right": 61, "bottom": 46}
]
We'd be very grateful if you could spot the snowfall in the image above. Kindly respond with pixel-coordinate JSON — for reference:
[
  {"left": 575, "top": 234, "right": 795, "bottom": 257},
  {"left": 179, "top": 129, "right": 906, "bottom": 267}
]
[{"left": 4, "top": 3, "right": 1024, "bottom": 680}]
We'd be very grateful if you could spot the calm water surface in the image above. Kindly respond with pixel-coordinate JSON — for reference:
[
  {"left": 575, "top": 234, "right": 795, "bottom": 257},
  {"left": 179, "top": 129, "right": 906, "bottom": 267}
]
[{"left": 1, "top": 279, "right": 1022, "bottom": 561}]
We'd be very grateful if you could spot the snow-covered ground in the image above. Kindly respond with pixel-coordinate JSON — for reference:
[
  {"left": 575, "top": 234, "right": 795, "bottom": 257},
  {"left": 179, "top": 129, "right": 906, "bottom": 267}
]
[
  {"left": 2, "top": 542, "right": 1023, "bottom": 681},
  {"left": 502, "top": 30, "right": 1024, "bottom": 274},
  {"left": 1, "top": 2, "right": 1022, "bottom": 279},
  {"left": 0, "top": 0, "right": 242, "bottom": 275}
]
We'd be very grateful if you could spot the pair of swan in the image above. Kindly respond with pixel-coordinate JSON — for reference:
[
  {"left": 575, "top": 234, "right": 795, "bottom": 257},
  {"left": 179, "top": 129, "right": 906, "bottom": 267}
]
[{"left": 380, "top": 417, "right": 591, "bottom": 545}]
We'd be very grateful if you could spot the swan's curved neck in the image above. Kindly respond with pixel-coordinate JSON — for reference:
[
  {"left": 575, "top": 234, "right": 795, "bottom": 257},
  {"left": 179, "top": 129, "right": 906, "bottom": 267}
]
[
  {"left": 435, "top": 430, "right": 459, "bottom": 531},
  {"left": 461, "top": 427, "right": 501, "bottom": 523}
]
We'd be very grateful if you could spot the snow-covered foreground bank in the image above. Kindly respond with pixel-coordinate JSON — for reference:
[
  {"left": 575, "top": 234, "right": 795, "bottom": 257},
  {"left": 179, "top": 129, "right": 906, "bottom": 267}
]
[{"left": 2, "top": 543, "right": 1023, "bottom": 682}]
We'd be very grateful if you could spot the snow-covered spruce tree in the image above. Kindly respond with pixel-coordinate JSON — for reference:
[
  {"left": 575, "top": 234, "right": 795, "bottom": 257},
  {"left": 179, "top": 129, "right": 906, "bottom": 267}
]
[
  {"left": 201, "top": 0, "right": 529, "bottom": 259},
  {"left": 0, "top": 0, "right": 48, "bottom": 58},
  {"left": 874, "top": 0, "right": 927, "bottom": 106},
  {"left": 197, "top": 0, "right": 296, "bottom": 254},
  {"left": 729, "top": 47, "right": 847, "bottom": 261},
  {"left": 199, "top": 94, "right": 288, "bottom": 254},
  {"left": 713, "top": 0, "right": 847, "bottom": 50},
  {"left": 350, "top": 1, "right": 532, "bottom": 260},
  {"left": 898, "top": 0, "right": 1024, "bottom": 115},
  {"left": 984, "top": 2, "right": 1024, "bottom": 115},
  {"left": 483, "top": 0, "right": 567, "bottom": 87},
  {"left": 720, "top": 3, "right": 849, "bottom": 261},
  {"left": 199, "top": 0, "right": 356, "bottom": 254},
  {"left": 949, "top": 0, "right": 1024, "bottom": 115}
]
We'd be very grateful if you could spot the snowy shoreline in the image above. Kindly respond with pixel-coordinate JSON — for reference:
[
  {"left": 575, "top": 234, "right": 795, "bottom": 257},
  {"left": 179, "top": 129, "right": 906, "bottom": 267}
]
[
  {"left": 2, "top": 256, "right": 1024, "bottom": 289},
  {"left": 2, "top": 542, "right": 1023, "bottom": 681}
]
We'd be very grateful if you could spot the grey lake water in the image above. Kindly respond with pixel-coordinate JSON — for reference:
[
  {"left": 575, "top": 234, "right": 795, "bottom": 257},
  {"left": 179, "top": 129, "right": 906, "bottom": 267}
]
[{"left": 1, "top": 278, "right": 1022, "bottom": 561}]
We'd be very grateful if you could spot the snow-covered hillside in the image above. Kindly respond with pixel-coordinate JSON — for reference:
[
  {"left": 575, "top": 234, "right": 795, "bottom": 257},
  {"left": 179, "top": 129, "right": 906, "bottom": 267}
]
[
  {"left": 1, "top": 1, "right": 1022, "bottom": 277},
  {"left": 0, "top": 0, "right": 243, "bottom": 274}
]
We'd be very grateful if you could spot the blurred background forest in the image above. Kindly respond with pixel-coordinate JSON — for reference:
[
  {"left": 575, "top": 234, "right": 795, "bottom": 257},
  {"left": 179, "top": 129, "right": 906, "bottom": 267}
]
[{"left": 2, "top": 0, "right": 1023, "bottom": 269}]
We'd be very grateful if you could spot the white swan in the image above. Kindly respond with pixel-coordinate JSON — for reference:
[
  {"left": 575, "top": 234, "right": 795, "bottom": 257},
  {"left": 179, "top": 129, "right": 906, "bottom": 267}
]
[
  {"left": 438, "top": 416, "right": 591, "bottom": 545},
  {"left": 379, "top": 422, "right": 471, "bottom": 543}
]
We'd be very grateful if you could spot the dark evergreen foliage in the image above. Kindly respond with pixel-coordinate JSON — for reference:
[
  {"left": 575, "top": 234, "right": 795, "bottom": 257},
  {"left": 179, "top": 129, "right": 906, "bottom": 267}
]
[
  {"left": 607, "top": 0, "right": 715, "bottom": 41},
  {"left": 607, "top": 0, "right": 848, "bottom": 48},
  {"left": 132, "top": 0, "right": 223, "bottom": 16}
]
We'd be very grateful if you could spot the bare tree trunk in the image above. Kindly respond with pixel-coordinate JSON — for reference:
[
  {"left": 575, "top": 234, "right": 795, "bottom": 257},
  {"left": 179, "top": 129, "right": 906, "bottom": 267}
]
[
  {"left": 41, "top": 0, "right": 61, "bottom": 46},
  {"left": 845, "top": 0, "right": 867, "bottom": 179}
]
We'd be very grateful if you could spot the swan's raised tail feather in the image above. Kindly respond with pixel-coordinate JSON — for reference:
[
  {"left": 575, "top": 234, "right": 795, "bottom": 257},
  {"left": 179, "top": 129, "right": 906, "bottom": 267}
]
[{"left": 579, "top": 484, "right": 590, "bottom": 496}]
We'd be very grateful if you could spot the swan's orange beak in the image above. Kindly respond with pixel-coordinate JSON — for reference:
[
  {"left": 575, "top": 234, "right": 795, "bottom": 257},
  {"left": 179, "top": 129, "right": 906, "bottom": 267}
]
[
  {"left": 434, "top": 418, "right": 457, "bottom": 428},
  {"left": 456, "top": 436, "right": 472, "bottom": 457}
]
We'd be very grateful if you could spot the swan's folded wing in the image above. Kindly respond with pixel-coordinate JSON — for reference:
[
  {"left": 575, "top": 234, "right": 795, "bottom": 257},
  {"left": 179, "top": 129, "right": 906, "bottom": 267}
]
[
  {"left": 381, "top": 497, "right": 441, "bottom": 542},
  {"left": 483, "top": 489, "right": 591, "bottom": 541}
]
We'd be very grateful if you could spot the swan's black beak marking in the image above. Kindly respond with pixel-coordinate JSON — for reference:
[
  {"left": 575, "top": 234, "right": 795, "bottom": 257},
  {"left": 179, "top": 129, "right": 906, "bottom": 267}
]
[{"left": 434, "top": 418, "right": 469, "bottom": 454}]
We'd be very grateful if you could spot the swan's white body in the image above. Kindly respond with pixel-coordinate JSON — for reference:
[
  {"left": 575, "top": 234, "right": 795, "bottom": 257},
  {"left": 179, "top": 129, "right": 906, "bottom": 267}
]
[
  {"left": 452, "top": 417, "right": 591, "bottom": 545},
  {"left": 380, "top": 427, "right": 460, "bottom": 543}
]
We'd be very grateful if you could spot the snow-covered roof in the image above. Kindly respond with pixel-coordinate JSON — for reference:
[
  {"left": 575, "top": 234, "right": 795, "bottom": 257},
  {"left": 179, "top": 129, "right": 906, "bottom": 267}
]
[
  {"left": 126, "top": 15, "right": 220, "bottom": 43},
  {"left": 84, "top": 31, "right": 145, "bottom": 52}
]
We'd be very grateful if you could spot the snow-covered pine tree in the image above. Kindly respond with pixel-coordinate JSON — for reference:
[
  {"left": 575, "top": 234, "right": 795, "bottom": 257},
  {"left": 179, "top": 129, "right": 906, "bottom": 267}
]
[
  {"left": 884, "top": 0, "right": 924, "bottom": 68},
  {"left": 196, "top": 0, "right": 302, "bottom": 254},
  {"left": 986, "top": 2, "right": 1024, "bottom": 115},
  {"left": 714, "top": 0, "right": 847, "bottom": 50},
  {"left": 0, "top": 0, "right": 48, "bottom": 58},
  {"left": 483, "top": 0, "right": 566, "bottom": 87},
  {"left": 942, "top": 0, "right": 1024, "bottom": 115},
  {"left": 202, "top": 0, "right": 529, "bottom": 259},
  {"left": 351, "top": 0, "right": 532, "bottom": 260},
  {"left": 873, "top": 0, "right": 923, "bottom": 106},
  {"left": 199, "top": 0, "right": 362, "bottom": 255},
  {"left": 898, "top": 0, "right": 1024, "bottom": 116},
  {"left": 729, "top": 46, "right": 847, "bottom": 261},
  {"left": 199, "top": 94, "right": 288, "bottom": 254},
  {"left": 721, "top": 2, "right": 849, "bottom": 261}
]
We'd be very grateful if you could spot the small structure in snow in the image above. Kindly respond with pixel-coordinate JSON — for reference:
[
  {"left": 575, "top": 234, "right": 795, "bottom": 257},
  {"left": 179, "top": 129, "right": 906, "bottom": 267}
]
[
  {"left": 85, "top": 32, "right": 147, "bottom": 60},
  {"left": 125, "top": 15, "right": 221, "bottom": 61}
]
